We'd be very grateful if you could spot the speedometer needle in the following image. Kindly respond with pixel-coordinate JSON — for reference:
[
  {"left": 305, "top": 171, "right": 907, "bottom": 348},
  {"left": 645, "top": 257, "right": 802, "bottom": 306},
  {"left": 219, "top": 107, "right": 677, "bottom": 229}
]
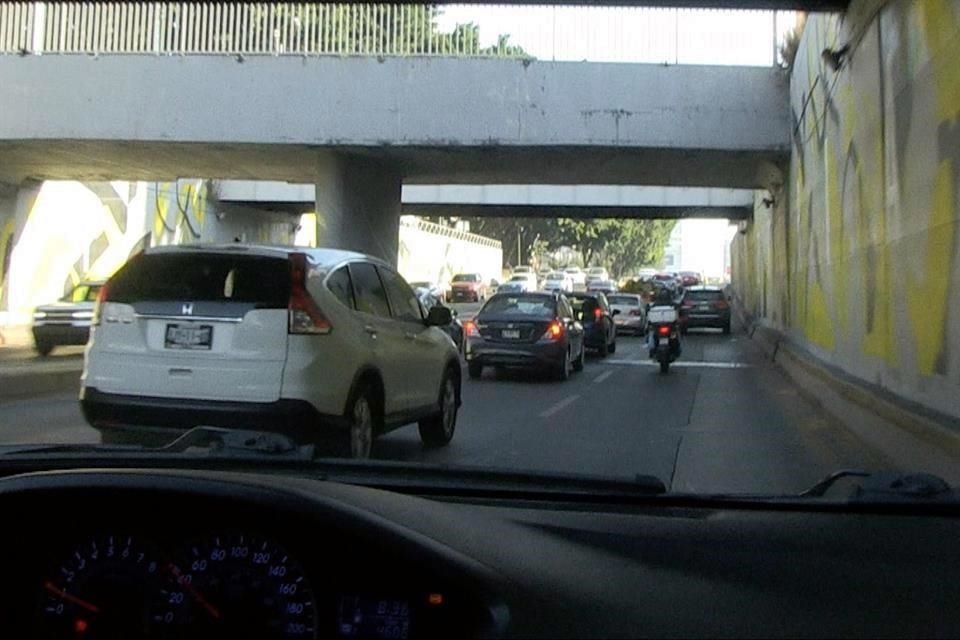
[
  {"left": 43, "top": 581, "right": 101, "bottom": 615},
  {"left": 165, "top": 563, "right": 221, "bottom": 620}
]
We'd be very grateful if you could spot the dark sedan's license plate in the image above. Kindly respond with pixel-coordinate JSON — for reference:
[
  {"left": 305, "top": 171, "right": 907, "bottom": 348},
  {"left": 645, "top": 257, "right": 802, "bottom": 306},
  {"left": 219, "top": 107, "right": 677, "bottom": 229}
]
[
  {"left": 502, "top": 329, "right": 521, "bottom": 339},
  {"left": 165, "top": 324, "right": 213, "bottom": 350}
]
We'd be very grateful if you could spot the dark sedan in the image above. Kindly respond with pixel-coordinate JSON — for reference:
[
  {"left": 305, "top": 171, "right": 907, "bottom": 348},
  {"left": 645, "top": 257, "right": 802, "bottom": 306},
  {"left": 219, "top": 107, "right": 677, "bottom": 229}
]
[
  {"left": 679, "top": 286, "right": 732, "bottom": 334},
  {"left": 567, "top": 292, "right": 617, "bottom": 357},
  {"left": 417, "top": 289, "right": 464, "bottom": 355},
  {"left": 465, "top": 292, "right": 585, "bottom": 381}
]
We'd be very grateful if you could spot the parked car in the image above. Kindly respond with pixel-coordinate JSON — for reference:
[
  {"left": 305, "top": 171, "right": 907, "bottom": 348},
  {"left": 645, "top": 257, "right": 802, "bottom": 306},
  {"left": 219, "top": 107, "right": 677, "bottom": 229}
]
[
  {"left": 498, "top": 274, "right": 537, "bottom": 294},
  {"left": 586, "top": 279, "right": 618, "bottom": 295},
  {"left": 542, "top": 271, "right": 574, "bottom": 293},
  {"left": 448, "top": 273, "right": 488, "bottom": 302},
  {"left": 607, "top": 293, "right": 647, "bottom": 335},
  {"left": 512, "top": 265, "right": 535, "bottom": 277},
  {"left": 31, "top": 281, "right": 105, "bottom": 356},
  {"left": 679, "top": 286, "right": 732, "bottom": 334},
  {"left": 80, "top": 246, "right": 462, "bottom": 458},
  {"left": 567, "top": 292, "right": 617, "bottom": 357},
  {"left": 563, "top": 266, "right": 587, "bottom": 290},
  {"left": 464, "top": 291, "right": 585, "bottom": 381},
  {"left": 417, "top": 290, "right": 465, "bottom": 356},
  {"left": 409, "top": 280, "right": 446, "bottom": 303}
]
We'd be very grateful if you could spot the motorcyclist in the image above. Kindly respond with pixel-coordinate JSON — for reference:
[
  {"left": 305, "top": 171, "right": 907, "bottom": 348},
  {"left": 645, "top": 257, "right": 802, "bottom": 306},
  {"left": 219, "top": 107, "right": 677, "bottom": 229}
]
[{"left": 647, "top": 283, "right": 682, "bottom": 357}]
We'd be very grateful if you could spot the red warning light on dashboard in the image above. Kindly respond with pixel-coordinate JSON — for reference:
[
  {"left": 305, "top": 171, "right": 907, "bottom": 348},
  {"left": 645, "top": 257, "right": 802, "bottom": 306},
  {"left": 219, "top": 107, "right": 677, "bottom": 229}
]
[
  {"left": 74, "top": 618, "right": 89, "bottom": 634},
  {"left": 427, "top": 593, "right": 444, "bottom": 606}
]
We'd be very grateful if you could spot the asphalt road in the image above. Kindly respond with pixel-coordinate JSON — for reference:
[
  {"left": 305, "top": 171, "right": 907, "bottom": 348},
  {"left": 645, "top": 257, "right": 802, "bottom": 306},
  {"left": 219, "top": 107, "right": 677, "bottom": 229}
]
[{"left": 0, "top": 309, "right": 892, "bottom": 494}]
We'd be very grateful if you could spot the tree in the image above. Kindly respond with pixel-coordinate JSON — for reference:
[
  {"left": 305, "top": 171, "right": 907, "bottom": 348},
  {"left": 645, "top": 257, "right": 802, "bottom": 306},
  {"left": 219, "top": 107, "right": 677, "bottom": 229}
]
[{"left": 418, "top": 215, "right": 675, "bottom": 278}]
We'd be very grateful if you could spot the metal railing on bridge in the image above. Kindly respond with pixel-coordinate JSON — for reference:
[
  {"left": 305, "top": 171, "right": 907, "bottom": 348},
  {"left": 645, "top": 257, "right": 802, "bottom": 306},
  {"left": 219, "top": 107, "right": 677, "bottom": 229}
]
[
  {"left": 0, "top": 3, "right": 531, "bottom": 57},
  {"left": 1, "top": 2, "right": 787, "bottom": 64}
]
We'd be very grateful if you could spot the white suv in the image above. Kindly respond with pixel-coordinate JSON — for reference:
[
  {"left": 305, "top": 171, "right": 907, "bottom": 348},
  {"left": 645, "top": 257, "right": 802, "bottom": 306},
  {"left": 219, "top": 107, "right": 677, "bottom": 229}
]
[{"left": 80, "top": 245, "right": 462, "bottom": 458}]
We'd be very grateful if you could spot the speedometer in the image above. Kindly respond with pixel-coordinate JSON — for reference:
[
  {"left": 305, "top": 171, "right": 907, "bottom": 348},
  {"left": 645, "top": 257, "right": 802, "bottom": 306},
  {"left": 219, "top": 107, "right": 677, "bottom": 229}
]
[
  {"left": 40, "top": 534, "right": 161, "bottom": 639},
  {"left": 150, "top": 533, "right": 317, "bottom": 639}
]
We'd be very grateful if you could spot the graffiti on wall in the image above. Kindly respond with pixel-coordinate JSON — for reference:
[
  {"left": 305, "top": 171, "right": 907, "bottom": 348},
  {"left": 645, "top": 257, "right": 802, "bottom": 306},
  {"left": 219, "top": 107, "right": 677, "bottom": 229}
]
[{"left": 732, "top": 0, "right": 960, "bottom": 416}]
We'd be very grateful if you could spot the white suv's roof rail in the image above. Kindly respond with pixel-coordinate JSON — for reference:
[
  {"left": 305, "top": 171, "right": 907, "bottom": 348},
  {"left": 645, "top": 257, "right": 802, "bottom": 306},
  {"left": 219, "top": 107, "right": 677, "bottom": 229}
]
[{"left": 144, "top": 244, "right": 373, "bottom": 267}]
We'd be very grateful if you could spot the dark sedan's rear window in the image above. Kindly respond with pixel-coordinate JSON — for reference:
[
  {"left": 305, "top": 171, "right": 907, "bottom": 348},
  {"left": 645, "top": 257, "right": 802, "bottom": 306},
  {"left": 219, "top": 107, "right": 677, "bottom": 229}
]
[
  {"left": 684, "top": 290, "right": 725, "bottom": 301},
  {"left": 570, "top": 297, "right": 600, "bottom": 317},
  {"left": 107, "top": 253, "right": 290, "bottom": 307},
  {"left": 481, "top": 295, "right": 556, "bottom": 317}
]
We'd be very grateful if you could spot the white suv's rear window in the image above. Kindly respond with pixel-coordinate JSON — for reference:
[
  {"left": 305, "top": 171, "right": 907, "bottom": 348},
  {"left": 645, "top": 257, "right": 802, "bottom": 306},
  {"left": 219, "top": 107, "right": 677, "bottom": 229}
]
[{"left": 108, "top": 253, "right": 290, "bottom": 307}]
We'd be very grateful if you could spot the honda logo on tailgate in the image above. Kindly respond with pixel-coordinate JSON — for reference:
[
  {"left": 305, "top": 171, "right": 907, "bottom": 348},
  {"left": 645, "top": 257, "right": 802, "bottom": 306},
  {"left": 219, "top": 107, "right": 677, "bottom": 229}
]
[{"left": 181, "top": 303, "right": 194, "bottom": 316}]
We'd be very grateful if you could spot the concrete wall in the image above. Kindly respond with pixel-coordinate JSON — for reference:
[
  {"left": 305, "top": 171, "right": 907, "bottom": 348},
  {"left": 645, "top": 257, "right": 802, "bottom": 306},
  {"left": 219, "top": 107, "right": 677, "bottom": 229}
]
[
  {"left": 398, "top": 217, "right": 502, "bottom": 290},
  {"left": 731, "top": 0, "right": 960, "bottom": 418}
]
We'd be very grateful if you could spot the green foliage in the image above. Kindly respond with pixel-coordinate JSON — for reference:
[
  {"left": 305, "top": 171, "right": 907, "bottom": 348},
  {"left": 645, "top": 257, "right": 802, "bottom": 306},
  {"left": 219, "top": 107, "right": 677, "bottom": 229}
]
[{"left": 418, "top": 216, "right": 676, "bottom": 278}]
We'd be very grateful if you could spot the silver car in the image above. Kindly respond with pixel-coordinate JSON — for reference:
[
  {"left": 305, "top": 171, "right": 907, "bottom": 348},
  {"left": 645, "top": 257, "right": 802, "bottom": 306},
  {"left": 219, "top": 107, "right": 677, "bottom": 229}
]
[{"left": 32, "top": 281, "right": 105, "bottom": 356}]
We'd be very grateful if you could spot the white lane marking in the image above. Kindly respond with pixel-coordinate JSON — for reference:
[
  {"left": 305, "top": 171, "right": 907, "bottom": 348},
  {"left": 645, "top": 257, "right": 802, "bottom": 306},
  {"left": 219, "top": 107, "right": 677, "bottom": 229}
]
[
  {"left": 539, "top": 394, "right": 581, "bottom": 418},
  {"left": 593, "top": 370, "right": 615, "bottom": 384},
  {"left": 605, "top": 359, "right": 753, "bottom": 369}
]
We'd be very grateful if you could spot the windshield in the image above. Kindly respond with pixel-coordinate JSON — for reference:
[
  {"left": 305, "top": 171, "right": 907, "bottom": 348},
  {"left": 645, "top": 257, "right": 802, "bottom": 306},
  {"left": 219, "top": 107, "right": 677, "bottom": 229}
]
[{"left": 2, "top": 1, "right": 955, "bottom": 503}]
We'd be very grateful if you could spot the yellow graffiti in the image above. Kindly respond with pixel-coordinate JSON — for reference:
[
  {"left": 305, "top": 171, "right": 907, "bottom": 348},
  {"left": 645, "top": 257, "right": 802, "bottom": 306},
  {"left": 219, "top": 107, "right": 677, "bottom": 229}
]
[
  {"left": 918, "top": 0, "right": 960, "bottom": 120},
  {"left": 862, "top": 136, "right": 896, "bottom": 364},
  {"left": 806, "top": 281, "right": 836, "bottom": 350},
  {"left": 906, "top": 162, "right": 954, "bottom": 375},
  {"left": 825, "top": 136, "right": 848, "bottom": 337}
]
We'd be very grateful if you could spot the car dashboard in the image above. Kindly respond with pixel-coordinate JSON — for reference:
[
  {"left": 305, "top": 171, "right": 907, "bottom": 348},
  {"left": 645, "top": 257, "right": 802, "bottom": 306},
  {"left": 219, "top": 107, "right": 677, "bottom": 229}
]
[{"left": 0, "top": 467, "right": 958, "bottom": 638}]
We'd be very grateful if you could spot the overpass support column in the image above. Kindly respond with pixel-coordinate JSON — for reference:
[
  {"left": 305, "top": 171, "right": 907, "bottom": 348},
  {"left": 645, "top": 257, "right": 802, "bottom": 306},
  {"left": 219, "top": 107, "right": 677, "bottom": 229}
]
[
  {"left": 0, "top": 181, "right": 38, "bottom": 320},
  {"left": 315, "top": 154, "right": 401, "bottom": 265}
]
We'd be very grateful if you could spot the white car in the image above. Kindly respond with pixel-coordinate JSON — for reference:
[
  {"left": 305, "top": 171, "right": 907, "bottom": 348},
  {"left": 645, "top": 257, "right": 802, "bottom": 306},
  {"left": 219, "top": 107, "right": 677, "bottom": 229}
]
[
  {"left": 80, "top": 245, "right": 462, "bottom": 458},
  {"left": 585, "top": 267, "right": 609, "bottom": 283},
  {"left": 563, "top": 267, "right": 587, "bottom": 289},
  {"left": 543, "top": 272, "right": 574, "bottom": 293},
  {"left": 607, "top": 293, "right": 647, "bottom": 335},
  {"left": 498, "top": 274, "right": 537, "bottom": 294}
]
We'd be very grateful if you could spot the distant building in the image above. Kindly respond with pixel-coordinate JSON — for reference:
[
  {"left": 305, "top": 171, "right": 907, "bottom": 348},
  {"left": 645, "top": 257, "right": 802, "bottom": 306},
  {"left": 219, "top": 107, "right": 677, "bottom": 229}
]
[{"left": 662, "top": 224, "right": 683, "bottom": 269}]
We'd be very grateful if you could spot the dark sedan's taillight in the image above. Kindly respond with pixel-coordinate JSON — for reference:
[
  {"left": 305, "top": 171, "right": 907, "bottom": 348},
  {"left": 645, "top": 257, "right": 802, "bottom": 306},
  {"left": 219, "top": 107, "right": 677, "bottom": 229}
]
[{"left": 541, "top": 320, "right": 564, "bottom": 341}]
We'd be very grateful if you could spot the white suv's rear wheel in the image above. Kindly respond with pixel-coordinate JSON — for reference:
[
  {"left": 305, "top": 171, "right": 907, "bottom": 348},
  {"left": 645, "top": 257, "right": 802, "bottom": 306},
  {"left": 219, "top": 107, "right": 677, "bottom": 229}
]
[
  {"left": 347, "top": 386, "right": 375, "bottom": 459},
  {"left": 419, "top": 373, "right": 457, "bottom": 448}
]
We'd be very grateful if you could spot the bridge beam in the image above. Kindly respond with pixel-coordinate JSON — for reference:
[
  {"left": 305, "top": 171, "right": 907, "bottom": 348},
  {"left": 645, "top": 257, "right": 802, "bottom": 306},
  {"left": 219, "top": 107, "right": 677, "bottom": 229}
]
[{"left": 403, "top": 203, "right": 750, "bottom": 220}]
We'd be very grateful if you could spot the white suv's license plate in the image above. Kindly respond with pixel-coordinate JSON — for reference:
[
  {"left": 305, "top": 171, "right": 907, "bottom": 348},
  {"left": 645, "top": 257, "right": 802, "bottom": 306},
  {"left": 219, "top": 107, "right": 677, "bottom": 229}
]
[
  {"left": 502, "top": 329, "right": 521, "bottom": 339},
  {"left": 165, "top": 324, "right": 213, "bottom": 350}
]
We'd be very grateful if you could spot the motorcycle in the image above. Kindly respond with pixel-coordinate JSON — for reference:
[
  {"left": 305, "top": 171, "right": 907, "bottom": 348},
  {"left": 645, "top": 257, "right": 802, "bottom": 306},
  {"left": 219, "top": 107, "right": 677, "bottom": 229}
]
[{"left": 646, "top": 304, "right": 681, "bottom": 374}]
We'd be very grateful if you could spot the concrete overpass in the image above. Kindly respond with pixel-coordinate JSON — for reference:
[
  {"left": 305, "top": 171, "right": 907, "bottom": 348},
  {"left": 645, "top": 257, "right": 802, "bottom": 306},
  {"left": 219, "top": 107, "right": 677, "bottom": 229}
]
[
  {"left": 1, "top": 22, "right": 790, "bottom": 263},
  {"left": 0, "top": 56, "right": 788, "bottom": 187}
]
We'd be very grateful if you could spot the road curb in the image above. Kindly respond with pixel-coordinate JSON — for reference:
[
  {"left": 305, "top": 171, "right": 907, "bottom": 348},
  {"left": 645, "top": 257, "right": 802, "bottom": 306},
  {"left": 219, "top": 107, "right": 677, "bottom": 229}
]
[
  {"left": 0, "top": 367, "right": 82, "bottom": 400},
  {"left": 730, "top": 295, "right": 960, "bottom": 469}
]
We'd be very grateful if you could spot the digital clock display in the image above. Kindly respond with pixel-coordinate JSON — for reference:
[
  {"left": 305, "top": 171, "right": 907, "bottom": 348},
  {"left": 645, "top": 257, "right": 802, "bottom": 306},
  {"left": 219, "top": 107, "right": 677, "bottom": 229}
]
[{"left": 337, "top": 595, "right": 411, "bottom": 640}]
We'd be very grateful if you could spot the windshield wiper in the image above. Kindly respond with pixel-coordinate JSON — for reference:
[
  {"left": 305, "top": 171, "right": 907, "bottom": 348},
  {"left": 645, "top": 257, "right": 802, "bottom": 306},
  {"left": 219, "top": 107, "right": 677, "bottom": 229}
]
[
  {"left": 800, "top": 469, "right": 956, "bottom": 502},
  {"left": 0, "top": 426, "right": 315, "bottom": 460}
]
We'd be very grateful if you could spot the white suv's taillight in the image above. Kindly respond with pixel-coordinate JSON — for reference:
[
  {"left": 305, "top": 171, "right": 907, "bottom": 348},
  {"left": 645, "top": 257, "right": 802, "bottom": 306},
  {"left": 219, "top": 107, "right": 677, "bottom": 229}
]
[{"left": 288, "top": 253, "right": 332, "bottom": 335}]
